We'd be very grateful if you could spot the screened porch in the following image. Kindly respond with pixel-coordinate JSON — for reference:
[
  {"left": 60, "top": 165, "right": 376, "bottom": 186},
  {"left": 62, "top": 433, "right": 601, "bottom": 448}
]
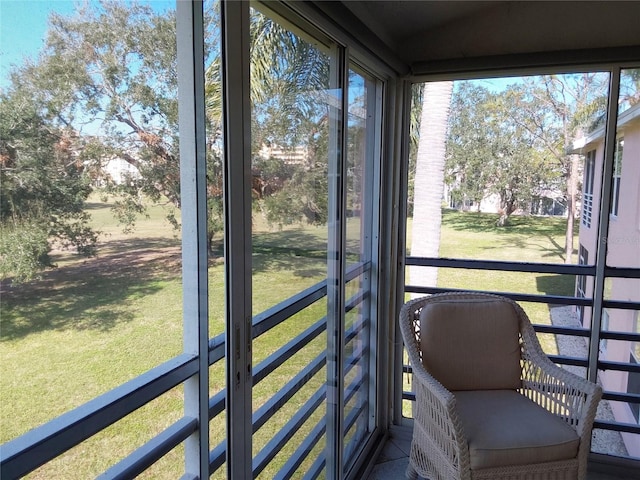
[{"left": 1, "top": 1, "right": 639, "bottom": 479}]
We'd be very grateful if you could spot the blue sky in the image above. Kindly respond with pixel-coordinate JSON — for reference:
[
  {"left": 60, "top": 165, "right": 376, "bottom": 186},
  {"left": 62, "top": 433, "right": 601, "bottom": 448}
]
[
  {"left": 0, "top": 1, "right": 76, "bottom": 87},
  {"left": 0, "top": 0, "right": 173, "bottom": 90}
]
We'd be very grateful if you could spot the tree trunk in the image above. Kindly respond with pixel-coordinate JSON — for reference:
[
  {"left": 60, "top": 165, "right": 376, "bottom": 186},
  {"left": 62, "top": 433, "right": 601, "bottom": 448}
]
[
  {"left": 409, "top": 81, "right": 453, "bottom": 297},
  {"left": 564, "top": 154, "right": 579, "bottom": 263}
]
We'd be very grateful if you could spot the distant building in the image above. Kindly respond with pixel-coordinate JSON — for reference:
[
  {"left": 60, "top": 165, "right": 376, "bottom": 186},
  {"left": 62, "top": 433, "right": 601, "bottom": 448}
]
[
  {"left": 444, "top": 183, "right": 566, "bottom": 217},
  {"left": 258, "top": 143, "right": 308, "bottom": 164},
  {"left": 572, "top": 102, "right": 640, "bottom": 457},
  {"left": 102, "top": 157, "right": 141, "bottom": 185}
]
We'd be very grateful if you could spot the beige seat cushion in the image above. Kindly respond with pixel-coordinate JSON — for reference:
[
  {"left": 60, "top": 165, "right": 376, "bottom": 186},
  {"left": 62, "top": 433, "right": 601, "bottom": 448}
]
[
  {"left": 419, "top": 298, "right": 521, "bottom": 391},
  {"left": 454, "top": 390, "right": 580, "bottom": 470}
]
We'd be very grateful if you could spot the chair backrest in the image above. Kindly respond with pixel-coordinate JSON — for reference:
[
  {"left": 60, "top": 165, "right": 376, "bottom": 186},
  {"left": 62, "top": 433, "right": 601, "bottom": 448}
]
[{"left": 419, "top": 295, "right": 522, "bottom": 391}]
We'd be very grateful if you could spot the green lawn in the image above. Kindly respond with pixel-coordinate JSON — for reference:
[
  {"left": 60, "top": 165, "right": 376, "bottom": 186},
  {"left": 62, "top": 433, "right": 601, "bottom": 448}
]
[
  {"left": 0, "top": 202, "right": 578, "bottom": 478},
  {"left": 435, "top": 210, "right": 578, "bottom": 354}
]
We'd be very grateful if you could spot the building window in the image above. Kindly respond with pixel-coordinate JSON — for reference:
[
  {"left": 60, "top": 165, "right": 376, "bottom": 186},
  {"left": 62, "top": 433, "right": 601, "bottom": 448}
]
[
  {"left": 611, "top": 137, "right": 623, "bottom": 217},
  {"left": 582, "top": 150, "right": 595, "bottom": 228},
  {"left": 577, "top": 245, "right": 588, "bottom": 323}
]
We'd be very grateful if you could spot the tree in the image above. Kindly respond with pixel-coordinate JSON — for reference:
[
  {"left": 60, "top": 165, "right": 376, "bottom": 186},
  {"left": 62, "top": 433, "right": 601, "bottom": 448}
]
[
  {"left": 10, "top": 1, "right": 182, "bottom": 223},
  {"left": 3, "top": 1, "right": 344, "bottom": 263},
  {"left": 248, "top": 8, "right": 331, "bottom": 227},
  {"left": 0, "top": 88, "right": 97, "bottom": 282},
  {"left": 7, "top": 1, "right": 231, "bottom": 251},
  {"left": 409, "top": 81, "right": 453, "bottom": 292},
  {"left": 445, "top": 83, "right": 497, "bottom": 210},
  {"left": 512, "top": 74, "right": 608, "bottom": 262},
  {"left": 620, "top": 68, "right": 640, "bottom": 108},
  {"left": 446, "top": 82, "right": 558, "bottom": 227}
]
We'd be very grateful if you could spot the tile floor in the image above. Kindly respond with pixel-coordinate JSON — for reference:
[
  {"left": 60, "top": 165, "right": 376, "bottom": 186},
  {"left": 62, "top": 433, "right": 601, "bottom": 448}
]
[{"left": 367, "top": 420, "right": 638, "bottom": 480}]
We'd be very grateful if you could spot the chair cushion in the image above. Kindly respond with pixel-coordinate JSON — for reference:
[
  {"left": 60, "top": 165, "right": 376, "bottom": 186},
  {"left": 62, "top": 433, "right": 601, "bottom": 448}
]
[
  {"left": 454, "top": 390, "right": 580, "bottom": 470},
  {"left": 419, "top": 298, "right": 522, "bottom": 390}
]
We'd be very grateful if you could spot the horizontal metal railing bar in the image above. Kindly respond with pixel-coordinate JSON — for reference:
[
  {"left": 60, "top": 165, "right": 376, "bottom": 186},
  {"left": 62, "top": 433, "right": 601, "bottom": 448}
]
[
  {"left": 253, "top": 318, "right": 326, "bottom": 385},
  {"left": 253, "top": 353, "right": 326, "bottom": 434},
  {"left": 304, "top": 460, "right": 325, "bottom": 480},
  {"left": 303, "top": 452, "right": 325, "bottom": 480},
  {"left": 602, "top": 391, "right": 640, "bottom": 405},
  {"left": 208, "top": 332, "right": 225, "bottom": 365},
  {"left": 402, "top": 392, "right": 416, "bottom": 402},
  {"left": 252, "top": 281, "right": 327, "bottom": 339},
  {"left": 533, "top": 325, "right": 591, "bottom": 337},
  {"left": 0, "top": 354, "right": 198, "bottom": 480},
  {"left": 404, "top": 285, "right": 592, "bottom": 307},
  {"left": 276, "top": 417, "right": 326, "bottom": 480},
  {"left": 345, "top": 289, "right": 367, "bottom": 314},
  {"left": 599, "top": 330, "right": 640, "bottom": 342},
  {"left": 208, "top": 441, "right": 225, "bottom": 474},
  {"left": 604, "top": 266, "right": 640, "bottom": 278},
  {"left": 98, "top": 416, "right": 198, "bottom": 480},
  {"left": 598, "top": 360, "right": 640, "bottom": 374},
  {"left": 407, "top": 257, "right": 640, "bottom": 280},
  {"left": 406, "top": 256, "right": 596, "bottom": 275},
  {"left": 253, "top": 385, "right": 326, "bottom": 477},
  {"left": 345, "top": 261, "right": 371, "bottom": 281},
  {"left": 208, "top": 389, "right": 225, "bottom": 420},
  {"left": 344, "top": 370, "right": 364, "bottom": 406},
  {"left": 594, "top": 420, "right": 640, "bottom": 435},
  {"left": 209, "top": 286, "right": 368, "bottom": 477},
  {"left": 602, "top": 299, "right": 640, "bottom": 310},
  {"left": 344, "top": 348, "right": 365, "bottom": 375},
  {"left": 252, "top": 262, "right": 370, "bottom": 340},
  {"left": 344, "top": 401, "right": 366, "bottom": 436},
  {"left": 344, "top": 317, "right": 368, "bottom": 346},
  {"left": 547, "top": 355, "right": 589, "bottom": 367}
]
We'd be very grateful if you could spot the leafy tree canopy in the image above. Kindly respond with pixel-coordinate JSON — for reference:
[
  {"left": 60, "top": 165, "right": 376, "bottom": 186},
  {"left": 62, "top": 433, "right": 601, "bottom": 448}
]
[
  {"left": 446, "top": 81, "right": 559, "bottom": 226},
  {"left": 18, "top": 0, "right": 181, "bottom": 206},
  {"left": 0, "top": 88, "right": 96, "bottom": 282},
  {"left": 5, "top": 1, "right": 229, "bottom": 255}
]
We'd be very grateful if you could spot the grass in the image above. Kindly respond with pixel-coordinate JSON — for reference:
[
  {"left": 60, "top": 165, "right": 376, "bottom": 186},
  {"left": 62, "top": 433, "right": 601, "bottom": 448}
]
[{"left": 0, "top": 202, "right": 578, "bottom": 478}]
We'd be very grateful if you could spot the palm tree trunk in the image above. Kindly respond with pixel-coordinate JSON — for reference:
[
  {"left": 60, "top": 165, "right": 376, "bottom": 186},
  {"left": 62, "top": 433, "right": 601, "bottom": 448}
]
[{"left": 410, "top": 81, "right": 453, "bottom": 297}]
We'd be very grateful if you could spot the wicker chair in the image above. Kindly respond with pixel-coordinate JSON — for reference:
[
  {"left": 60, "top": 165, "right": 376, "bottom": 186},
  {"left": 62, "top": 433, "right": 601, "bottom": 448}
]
[{"left": 399, "top": 292, "right": 602, "bottom": 480}]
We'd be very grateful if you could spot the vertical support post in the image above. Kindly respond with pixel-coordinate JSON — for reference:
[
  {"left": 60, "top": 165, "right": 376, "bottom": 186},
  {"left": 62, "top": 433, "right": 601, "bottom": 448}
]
[
  {"left": 588, "top": 68, "right": 622, "bottom": 384},
  {"left": 375, "top": 75, "right": 397, "bottom": 432},
  {"left": 392, "top": 79, "right": 412, "bottom": 425},
  {"left": 220, "top": 0, "right": 253, "bottom": 478},
  {"left": 365, "top": 75, "right": 383, "bottom": 435},
  {"left": 326, "top": 46, "right": 347, "bottom": 480},
  {"left": 177, "top": 1, "right": 209, "bottom": 477}
]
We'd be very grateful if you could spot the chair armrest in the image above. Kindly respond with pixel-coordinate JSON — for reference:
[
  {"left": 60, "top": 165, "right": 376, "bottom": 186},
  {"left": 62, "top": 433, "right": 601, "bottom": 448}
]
[
  {"left": 411, "top": 362, "right": 470, "bottom": 476},
  {"left": 520, "top": 330, "right": 602, "bottom": 437}
]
